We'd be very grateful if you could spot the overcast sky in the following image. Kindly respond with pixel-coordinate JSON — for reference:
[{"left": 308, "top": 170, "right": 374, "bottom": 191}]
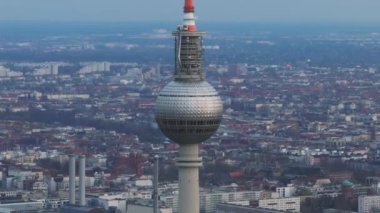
[{"left": 1, "top": 0, "right": 380, "bottom": 24}]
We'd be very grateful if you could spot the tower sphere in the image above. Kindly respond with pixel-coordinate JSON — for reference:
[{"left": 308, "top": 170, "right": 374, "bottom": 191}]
[{"left": 155, "top": 80, "right": 223, "bottom": 144}]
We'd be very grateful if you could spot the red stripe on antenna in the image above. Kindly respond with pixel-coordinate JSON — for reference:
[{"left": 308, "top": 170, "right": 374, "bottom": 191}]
[
  {"left": 187, "top": 25, "right": 196, "bottom": 32},
  {"left": 184, "top": 0, "right": 195, "bottom": 13}
]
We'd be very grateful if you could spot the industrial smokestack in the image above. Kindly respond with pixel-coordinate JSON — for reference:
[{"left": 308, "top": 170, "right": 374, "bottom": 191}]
[
  {"left": 54, "top": 175, "right": 63, "bottom": 193},
  {"left": 69, "top": 155, "right": 76, "bottom": 205},
  {"left": 2, "top": 166, "right": 8, "bottom": 189},
  {"left": 79, "top": 155, "right": 86, "bottom": 207},
  {"left": 153, "top": 155, "right": 159, "bottom": 213}
]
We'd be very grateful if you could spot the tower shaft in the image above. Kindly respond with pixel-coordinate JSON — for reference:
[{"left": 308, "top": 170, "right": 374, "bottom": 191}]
[{"left": 177, "top": 144, "right": 202, "bottom": 213}]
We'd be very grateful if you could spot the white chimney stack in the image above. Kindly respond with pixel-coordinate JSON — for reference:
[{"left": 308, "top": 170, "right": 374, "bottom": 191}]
[
  {"left": 69, "top": 155, "right": 76, "bottom": 205},
  {"left": 79, "top": 155, "right": 86, "bottom": 207}
]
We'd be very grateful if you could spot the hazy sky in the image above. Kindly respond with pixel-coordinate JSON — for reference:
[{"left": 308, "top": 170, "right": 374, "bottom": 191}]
[{"left": 1, "top": 0, "right": 380, "bottom": 24}]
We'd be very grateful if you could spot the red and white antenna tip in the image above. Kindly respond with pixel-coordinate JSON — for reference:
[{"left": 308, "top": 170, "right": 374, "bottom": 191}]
[
  {"left": 183, "top": 0, "right": 196, "bottom": 32},
  {"left": 184, "top": 0, "right": 195, "bottom": 13}
]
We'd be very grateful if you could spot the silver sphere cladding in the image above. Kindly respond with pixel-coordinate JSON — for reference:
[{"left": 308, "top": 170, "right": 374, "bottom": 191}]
[{"left": 155, "top": 80, "right": 223, "bottom": 144}]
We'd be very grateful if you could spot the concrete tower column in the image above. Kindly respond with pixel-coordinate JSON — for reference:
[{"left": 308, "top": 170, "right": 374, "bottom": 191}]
[
  {"left": 69, "top": 155, "right": 76, "bottom": 205},
  {"left": 177, "top": 144, "right": 202, "bottom": 213},
  {"left": 153, "top": 155, "right": 159, "bottom": 213},
  {"left": 79, "top": 155, "right": 86, "bottom": 207}
]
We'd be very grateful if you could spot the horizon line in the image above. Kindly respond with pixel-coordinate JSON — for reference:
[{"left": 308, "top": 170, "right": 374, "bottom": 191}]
[{"left": 0, "top": 20, "right": 380, "bottom": 26}]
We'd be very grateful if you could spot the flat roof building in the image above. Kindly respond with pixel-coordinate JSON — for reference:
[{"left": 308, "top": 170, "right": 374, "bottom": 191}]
[
  {"left": 258, "top": 197, "right": 300, "bottom": 213},
  {"left": 358, "top": 195, "right": 380, "bottom": 213}
]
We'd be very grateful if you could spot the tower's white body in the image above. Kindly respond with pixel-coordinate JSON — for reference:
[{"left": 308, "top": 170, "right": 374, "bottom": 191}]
[{"left": 155, "top": 1, "right": 223, "bottom": 213}]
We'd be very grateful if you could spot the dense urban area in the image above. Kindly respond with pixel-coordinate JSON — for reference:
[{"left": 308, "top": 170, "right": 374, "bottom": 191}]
[{"left": 0, "top": 22, "right": 380, "bottom": 213}]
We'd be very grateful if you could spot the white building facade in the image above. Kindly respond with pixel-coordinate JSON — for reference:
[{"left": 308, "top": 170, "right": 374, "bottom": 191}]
[
  {"left": 161, "top": 190, "right": 263, "bottom": 213},
  {"left": 358, "top": 195, "right": 380, "bottom": 213},
  {"left": 258, "top": 197, "right": 300, "bottom": 213}
]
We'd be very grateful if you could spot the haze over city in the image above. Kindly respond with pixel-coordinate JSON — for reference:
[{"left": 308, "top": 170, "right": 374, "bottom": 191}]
[
  {"left": 1, "top": 0, "right": 380, "bottom": 24},
  {"left": 0, "top": 0, "right": 380, "bottom": 213}
]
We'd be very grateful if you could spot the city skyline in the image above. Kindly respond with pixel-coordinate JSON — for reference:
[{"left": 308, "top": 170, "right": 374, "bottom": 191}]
[
  {"left": 0, "top": 0, "right": 380, "bottom": 212},
  {"left": 1, "top": 0, "right": 380, "bottom": 24}
]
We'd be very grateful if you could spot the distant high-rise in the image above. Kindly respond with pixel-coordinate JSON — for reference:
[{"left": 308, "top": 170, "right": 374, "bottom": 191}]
[{"left": 155, "top": 0, "right": 223, "bottom": 213}]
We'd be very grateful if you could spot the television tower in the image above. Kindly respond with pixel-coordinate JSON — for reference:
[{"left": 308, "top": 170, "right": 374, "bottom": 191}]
[{"left": 155, "top": 0, "right": 223, "bottom": 213}]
